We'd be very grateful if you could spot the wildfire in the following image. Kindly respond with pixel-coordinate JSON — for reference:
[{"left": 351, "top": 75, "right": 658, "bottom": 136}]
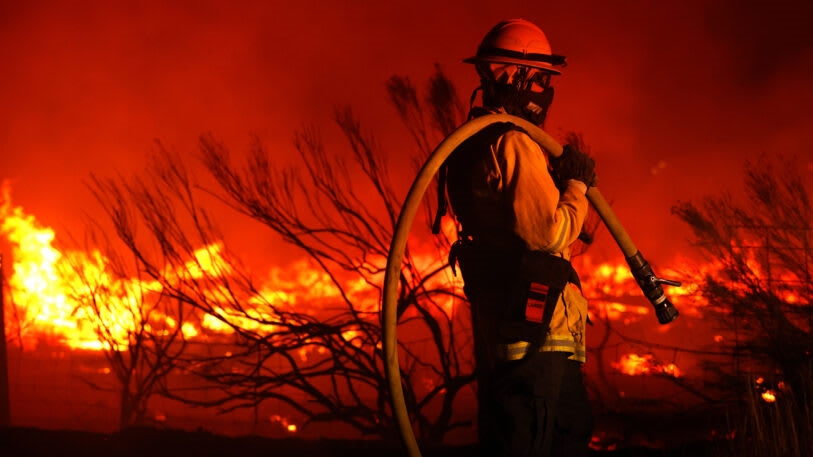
[
  {"left": 0, "top": 184, "right": 705, "bottom": 355},
  {"left": 0, "top": 182, "right": 776, "bottom": 388},
  {"left": 5, "top": 178, "right": 803, "bottom": 447}
]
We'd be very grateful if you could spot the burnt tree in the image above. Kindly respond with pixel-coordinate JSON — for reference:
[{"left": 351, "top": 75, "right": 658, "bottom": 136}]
[
  {"left": 85, "top": 67, "right": 476, "bottom": 443},
  {"left": 672, "top": 155, "right": 813, "bottom": 455},
  {"left": 62, "top": 177, "right": 201, "bottom": 429}
]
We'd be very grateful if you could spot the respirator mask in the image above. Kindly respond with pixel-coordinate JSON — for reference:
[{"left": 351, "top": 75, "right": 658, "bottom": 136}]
[{"left": 479, "top": 65, "right": 555, "bottom": 126}]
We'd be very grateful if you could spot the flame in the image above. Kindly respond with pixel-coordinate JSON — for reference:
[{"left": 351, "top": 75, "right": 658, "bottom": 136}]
[
  {"left": 574, "top": 256, "right": 708, "bottom": 321},
  {"left": 612, "top": 353, "right": 681, "bottom": 378},
  {"left": 2, "top": 191, "right": 94, "bottom": 349},
  {"left": 0, "top": 188, "right": 240, "bottom": 350},
  {"left": 0, "top": 185, "right": 394, "bottom": 352}
]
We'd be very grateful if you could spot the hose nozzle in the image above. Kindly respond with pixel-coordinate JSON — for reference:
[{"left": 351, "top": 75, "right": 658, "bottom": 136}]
[{"left": 626, "top": 251, "right": 680, "bottom": 325}]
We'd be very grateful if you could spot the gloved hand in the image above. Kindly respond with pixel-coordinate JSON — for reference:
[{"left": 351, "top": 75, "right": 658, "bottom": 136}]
[{"left": 549, "top": 144, "right": 598, "bottom": 188}]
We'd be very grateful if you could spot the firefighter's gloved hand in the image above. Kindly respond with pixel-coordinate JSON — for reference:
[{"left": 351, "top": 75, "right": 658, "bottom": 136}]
[{"left": 550, "top": 144, "right": 598, "bottom": 188}]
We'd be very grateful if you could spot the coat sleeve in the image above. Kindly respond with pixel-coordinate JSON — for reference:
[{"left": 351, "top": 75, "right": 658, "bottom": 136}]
[{"left": 496, "top": 129, "right": 589, "bottom": 253}]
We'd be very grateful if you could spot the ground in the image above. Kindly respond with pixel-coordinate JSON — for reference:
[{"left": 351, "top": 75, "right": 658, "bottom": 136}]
[{"left": 1, "top": 426, "right": 722, "bottom": 457}]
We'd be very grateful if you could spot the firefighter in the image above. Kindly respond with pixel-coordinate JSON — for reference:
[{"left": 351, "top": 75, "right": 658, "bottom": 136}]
[{"left": 437, "top": 18, "right": 596, "bottom": 456}]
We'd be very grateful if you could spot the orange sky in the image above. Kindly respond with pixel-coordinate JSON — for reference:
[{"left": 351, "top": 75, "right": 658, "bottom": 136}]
[{"left": 2, "top": 0, "right": 812, "bottom": 269}]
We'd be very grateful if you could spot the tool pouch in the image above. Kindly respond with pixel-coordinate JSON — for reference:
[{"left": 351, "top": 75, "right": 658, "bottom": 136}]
[{"left": 498, "top": 251, "right": 576, "bottom": 345}]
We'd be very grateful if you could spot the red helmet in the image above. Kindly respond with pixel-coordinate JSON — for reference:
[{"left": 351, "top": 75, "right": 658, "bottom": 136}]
[{"left": 464, "top": 19, "right": 566, "bottom": 75}]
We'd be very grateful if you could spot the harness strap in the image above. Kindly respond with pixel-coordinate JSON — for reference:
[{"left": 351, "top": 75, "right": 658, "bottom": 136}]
[{"left": 431, "top": 163, "right": 448, "bottom": 235}]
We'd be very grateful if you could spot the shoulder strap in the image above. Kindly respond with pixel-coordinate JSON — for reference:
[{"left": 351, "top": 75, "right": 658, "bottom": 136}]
[
  {"left": 431, "top": 163, "right": 448, "bottom": 234},
  {"left": 431, "top": 119, "right": 525, "bottom": 235}
]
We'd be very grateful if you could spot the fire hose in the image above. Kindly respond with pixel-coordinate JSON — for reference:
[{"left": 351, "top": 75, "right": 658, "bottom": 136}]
[{"left": 382, "top": 113, "right": 680, "bottom": 457}]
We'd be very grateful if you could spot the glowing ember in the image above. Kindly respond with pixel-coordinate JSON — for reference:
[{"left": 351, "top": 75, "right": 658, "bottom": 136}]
[
  {"left": 270, "top": 414, "right": 298, "bottom": 433},
  {"left": 753, "top": 377, "right": 784, "bottom": 403},
  {"left": 589, "top": 434, "right": 618, "bottom": 451}
]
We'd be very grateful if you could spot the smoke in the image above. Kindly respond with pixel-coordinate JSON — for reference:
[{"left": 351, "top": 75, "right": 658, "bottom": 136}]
[{"left": 1, "top": 0, "right": 811, "bottom": 268}]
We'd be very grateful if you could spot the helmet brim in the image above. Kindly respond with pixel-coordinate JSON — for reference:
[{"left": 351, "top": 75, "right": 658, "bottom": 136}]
[{"left": 463, "top": 55, "right": 563, "bottom": 75}]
